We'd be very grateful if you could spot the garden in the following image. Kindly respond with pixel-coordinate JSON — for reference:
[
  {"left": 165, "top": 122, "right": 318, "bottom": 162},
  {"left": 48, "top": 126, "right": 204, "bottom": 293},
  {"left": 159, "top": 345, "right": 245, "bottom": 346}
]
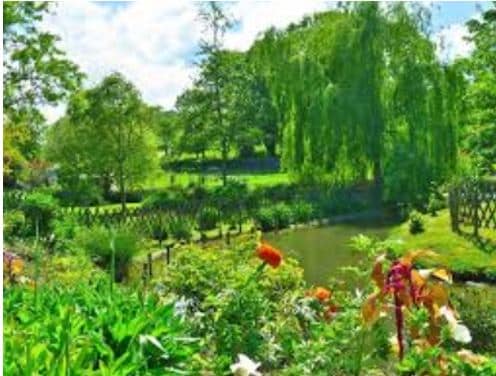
[{"left": 3, "top": 2, "right": 496, "bottom": 375}]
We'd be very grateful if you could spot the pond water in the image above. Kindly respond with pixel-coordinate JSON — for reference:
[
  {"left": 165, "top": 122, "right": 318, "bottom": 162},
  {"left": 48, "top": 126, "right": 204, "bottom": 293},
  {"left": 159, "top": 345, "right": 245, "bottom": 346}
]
[{"left": 264, "top": 222, "right": 393, "bottom": 285}]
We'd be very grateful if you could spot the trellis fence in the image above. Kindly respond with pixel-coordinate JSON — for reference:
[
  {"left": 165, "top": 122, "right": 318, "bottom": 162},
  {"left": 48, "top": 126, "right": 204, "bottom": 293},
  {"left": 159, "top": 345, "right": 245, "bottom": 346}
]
[
  {"left": 449, "top": 179, "right": 496, "bottom": 236},
  {"left": 64, "top": 203, "right": 204, "bottom": 227}
]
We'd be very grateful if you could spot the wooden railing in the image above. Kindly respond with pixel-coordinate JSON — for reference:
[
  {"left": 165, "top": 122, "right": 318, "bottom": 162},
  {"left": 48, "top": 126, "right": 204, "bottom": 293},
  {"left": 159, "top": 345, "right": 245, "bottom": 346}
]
[{"left": 449, "top": 179, "right": 496, "bottom": 236}]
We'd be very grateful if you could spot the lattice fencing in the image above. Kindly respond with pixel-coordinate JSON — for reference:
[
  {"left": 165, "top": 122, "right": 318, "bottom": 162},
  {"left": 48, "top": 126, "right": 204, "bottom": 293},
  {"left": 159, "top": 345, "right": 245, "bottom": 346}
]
[{"left": 449, "top": 179, "right": 496, "bottom": 236}]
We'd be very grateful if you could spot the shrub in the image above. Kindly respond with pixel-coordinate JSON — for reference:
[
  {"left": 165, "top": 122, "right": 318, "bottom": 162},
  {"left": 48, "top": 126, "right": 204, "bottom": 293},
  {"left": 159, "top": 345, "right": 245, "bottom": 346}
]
[
  {"left": 143, "top": 191, "right": 189, "bottom": 212},
  {"left": 450, "top": 287, "right": 496, "bottom": 354},
  {"left": 21, "top": 190, "right": 59, "bottom": 236},
  {"left": 76, "top": 224, "right": 141, "bottom": 281},
  {"left": 273, "top": 202, "right": 293, "bottom": 229},
  {"left": 254, "top": 207, "right": 277, "bottom": 231},
  {"left": 147, "top": 216, "right": 168, "bottom": 246},
  {"left": 427, "top": 191, "right": 446, "bottom": 216},
  {"left": 168, "top": 216, "right": 193, "bottom": 241},
  {"left": 52, "top": 214, "right": 81, "bottom": 252},
  {"left": 3, "top": 210, "right": 26, "bottom": 240},
  {"left": 409, "top": 210, "right": 425, "bottom": 234},
  {"left": 197, "top": 207, "right": 220, "bottom": 231},
  {"left": 291, "top": 201, "right": 315, "bottom": 223}
]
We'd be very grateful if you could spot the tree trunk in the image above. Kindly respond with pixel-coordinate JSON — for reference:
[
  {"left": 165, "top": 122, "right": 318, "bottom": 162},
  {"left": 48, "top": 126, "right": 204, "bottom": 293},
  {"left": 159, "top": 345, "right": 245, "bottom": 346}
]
[
  {"left": 118, "top": 162, "right": 126, "bottom": 213},
  {"left": 221, "top": 138, "right": 228, "bottom": 186}
]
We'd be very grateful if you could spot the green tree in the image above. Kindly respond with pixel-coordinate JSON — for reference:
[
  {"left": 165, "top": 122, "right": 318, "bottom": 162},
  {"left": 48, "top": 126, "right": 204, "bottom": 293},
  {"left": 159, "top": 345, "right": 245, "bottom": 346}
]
[
  {"left": 196, "top": 2, "right": 235, "bottom": 184},
  {"left": 45, "top": 73, "right": 159, "bottom": 210},
  {"left": 149, "top": 107, "right": 181, "bottom": 160},
  {"left": 176, "top": 87, "right": 214, "bottom": 159},
  {"left": 249, "top": 4, "right": 461, "bottom": 204},
  {"left": 462, "top": 5, "right": 496, "bottom": 175},
  {"left": 3, "top": 2, "right": 83, "bottom": 185}
]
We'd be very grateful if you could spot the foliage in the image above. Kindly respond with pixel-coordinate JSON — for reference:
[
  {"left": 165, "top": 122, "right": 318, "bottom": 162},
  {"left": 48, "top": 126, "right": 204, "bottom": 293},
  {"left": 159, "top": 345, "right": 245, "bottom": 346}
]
[
  {"left": 146, "top": 215, "right": 169, "bottom": 245},
  {"left": 273, "top": 202, "right": 293, "bottom": 229},
  {"left": 461, "top": 5, "right": 496, "bottom": 175},
  {"left": 75, "top": 225, "right": 141, "bottom": 281},
  {"left": 451, "top": 287, "right": 496, "bottom": 355},
  {"left": 250, "top": 3, "right": 461, "bottom": 203},
  {"left": 45, "top": 73, "right": 160, "bottom": 211},
  {"left": 21, "top": 190, "right": 59, "bottom": 236},
  {"left": 3, "top": 209, "right": 26, "bottom": 241},
  {"left": 3, "top": 280, "right": 198, "bottom": 375},
  {"left": 254, "top": 207, "right": 278, "bottom": 232},
  {"left": 167, "top": 216, "right": 193, "bottom": 242},
  {"left": 253, "top": 203, "right": 293, "bottom": 231},
  {"left": 290, "top": 201, "right": 315, "bottom": 223},
  {"left": 3, "top": 2, "right": 83, "bottom": 185},
  {"left": 197, "top": 206, "right": 220, "bottom": 231},
  {"left": 409, "top": 210, "right": 425, "bottom": 234},
  {"left": 51, "top": 214, "right": 81, "bottom": 252}
]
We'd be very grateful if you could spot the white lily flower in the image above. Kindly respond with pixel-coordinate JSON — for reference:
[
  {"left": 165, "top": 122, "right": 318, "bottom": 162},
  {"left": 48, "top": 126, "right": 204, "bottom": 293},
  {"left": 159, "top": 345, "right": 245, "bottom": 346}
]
[
  {"left": 439, "top": 306, "right": 472, "bottom": 343},
  {"left": 230, "top": 354, "right": 262, "bottom": 376},
  {"left": 452, "top": 324, "right": 472, "bottom": 343}
]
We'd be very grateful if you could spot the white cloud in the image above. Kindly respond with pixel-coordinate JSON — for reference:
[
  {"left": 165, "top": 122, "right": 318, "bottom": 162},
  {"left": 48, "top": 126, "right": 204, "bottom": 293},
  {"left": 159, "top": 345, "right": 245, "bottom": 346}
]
[
  {"left": 225, "top": 1, "right": 333, "bottom": 51},
  {"left": 433, "top": 23, "right": 473, "bottom": 62},
  {"left": 39, "top": 1, "right": 331, "bottom": 123}
]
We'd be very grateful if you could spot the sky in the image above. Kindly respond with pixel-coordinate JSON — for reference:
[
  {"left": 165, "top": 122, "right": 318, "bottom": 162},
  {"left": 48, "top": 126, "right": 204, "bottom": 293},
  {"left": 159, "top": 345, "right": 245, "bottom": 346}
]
[{"left": 40, "top": 1, "right": 491, "bottom": 123}]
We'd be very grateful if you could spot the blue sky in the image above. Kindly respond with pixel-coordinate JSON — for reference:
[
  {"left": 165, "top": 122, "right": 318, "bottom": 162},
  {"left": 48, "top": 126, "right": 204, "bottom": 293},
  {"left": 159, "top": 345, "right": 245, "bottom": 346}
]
[{"left": 40, "top": 1, "right": 491, "bottom": 122}]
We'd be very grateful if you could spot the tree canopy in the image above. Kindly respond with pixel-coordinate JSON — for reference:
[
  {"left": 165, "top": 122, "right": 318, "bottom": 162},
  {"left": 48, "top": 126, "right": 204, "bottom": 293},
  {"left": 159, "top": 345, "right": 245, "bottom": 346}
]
[
  {"left": 3, "top": 2, "right": 83, "bottom": 185},
  {"left": 45, "top": 73, "right": 159, "bottom": 208}
]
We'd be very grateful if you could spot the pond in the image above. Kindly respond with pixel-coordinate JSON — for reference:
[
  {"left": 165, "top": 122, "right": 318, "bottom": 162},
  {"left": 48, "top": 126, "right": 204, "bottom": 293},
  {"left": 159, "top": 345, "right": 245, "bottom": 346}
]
[{"left": 264, "top": 221, "right": 394, "bottom": 285}]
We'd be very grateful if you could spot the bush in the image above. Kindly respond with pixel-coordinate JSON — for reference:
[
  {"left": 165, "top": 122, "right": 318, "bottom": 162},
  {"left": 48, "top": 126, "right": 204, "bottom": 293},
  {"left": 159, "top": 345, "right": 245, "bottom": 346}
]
[
  {"left": 168, "top": 216, "right": 193, "bottom": 241},
  {"left": 197, "top": 207, "right": 220, "bottom": 231},
  {"left": 142, "top": 191, "right": 189, "bottom": 211},
  {"left": 254, "top": 207, "right": 277, "bottom": 231},
  {"left": 450, "top": 287, "right": 496, "bottom": 354},
  {"left": 409, "top": 210, "right": 425, "bottom": 234},
  {"left": 291, "top": 201, "right": 315, "bottom": 223},
  {"left": 273, "top": 202, "right": 293, "bottom": 229},
  {"left": 76, "top": 224, "right": 141, "bottom": 281},
  {"left": 52, "top": 214, "right": 81, "bottom": 252},
  {"left": 21, "top": 191, "right": 59, "bottom": 236},
  {"left": 426, "top": 191, "right": 446, "bottom": 216},
  {"left": 3, "top": 210, "right": 26, "bottom": 240},
  {"left": 147, "top": 215, "right": 168, "bottom": 245}
]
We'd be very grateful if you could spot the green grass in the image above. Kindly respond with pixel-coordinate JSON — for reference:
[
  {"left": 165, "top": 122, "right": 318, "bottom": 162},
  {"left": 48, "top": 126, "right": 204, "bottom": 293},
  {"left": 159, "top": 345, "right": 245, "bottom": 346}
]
[
  {"left": 143, "top": 170, "right": 290, "bottom": 190},
  {"left": 388, "top": 209, "right": 496, "bottom": 280}
]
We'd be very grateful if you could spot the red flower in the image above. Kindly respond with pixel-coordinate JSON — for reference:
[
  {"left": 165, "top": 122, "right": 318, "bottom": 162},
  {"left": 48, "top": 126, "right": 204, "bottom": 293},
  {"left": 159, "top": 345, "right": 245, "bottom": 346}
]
[
  {"left": 313, "top": 287, "right": 331, "bottom": 302},
  {"left": 256, "top": 243, "right": 282, "bottom": 268}
]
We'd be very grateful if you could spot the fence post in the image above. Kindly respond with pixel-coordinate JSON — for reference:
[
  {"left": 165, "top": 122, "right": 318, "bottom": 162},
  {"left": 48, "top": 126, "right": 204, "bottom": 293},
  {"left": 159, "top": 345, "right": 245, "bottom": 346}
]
[
  {"left": 165, "top": 244, "right": 171, "bottom": 265},
  {"left": 472, "top": 183, "right": 480, "bottom": 237},
  {"left": 147, "top": 253, "right": 152, "bottom": 278},
  {"left": 142, "top": 263, "right": 148, "bottom": 285}
]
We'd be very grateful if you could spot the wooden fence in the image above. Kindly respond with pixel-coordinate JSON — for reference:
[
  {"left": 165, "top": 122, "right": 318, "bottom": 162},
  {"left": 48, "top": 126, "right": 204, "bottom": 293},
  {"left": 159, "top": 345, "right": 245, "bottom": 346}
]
[{"left": 449, "top": 179, "right": 496, "bottom": 236}]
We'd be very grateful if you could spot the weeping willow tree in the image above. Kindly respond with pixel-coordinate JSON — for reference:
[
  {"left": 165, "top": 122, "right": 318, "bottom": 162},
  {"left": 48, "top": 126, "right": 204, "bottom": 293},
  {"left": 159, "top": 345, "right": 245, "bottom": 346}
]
[{"left": 249, "top": 3, "right": 462, "bottom": 204}]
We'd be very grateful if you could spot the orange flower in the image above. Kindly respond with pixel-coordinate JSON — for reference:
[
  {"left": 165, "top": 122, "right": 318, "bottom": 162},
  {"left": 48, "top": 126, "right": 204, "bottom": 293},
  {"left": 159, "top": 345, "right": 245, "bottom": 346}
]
[
  {"left": 313, "top": 287, "right": 331, "bottom": 302},
  {"left": 256, "top": 243, "right": 282, "bottom": 268}
]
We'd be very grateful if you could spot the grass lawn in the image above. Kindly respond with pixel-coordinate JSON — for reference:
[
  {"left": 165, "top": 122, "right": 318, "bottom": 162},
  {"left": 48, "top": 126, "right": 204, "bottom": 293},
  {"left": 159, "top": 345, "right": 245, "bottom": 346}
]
[
  {"left": 143, "top": 170, "right": 290, "bottom": 190},
  {"left": 388, "top": 209, "right": 496, "bottom": 281}
]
